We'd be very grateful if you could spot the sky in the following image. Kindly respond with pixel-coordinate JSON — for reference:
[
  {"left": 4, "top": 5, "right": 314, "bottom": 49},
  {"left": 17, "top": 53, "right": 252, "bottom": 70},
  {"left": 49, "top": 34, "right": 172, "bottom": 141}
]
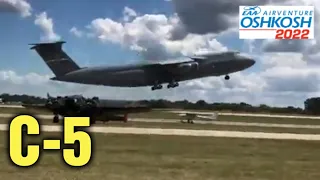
[{"left": 0, "top": 0, "right": 319, "bottom": 108}]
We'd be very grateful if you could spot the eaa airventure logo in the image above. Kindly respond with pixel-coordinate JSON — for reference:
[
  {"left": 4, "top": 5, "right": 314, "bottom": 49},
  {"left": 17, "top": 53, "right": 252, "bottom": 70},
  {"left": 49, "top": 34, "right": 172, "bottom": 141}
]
[{"left": 239, "top": 6, "right": 314, "bottom": 39}]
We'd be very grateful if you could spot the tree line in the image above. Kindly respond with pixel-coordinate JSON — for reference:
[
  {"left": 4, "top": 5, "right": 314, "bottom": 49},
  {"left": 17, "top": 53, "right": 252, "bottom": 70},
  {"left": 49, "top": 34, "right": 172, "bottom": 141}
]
[{"left": 0, "top": 93, "right": 319, "bottom": 115}]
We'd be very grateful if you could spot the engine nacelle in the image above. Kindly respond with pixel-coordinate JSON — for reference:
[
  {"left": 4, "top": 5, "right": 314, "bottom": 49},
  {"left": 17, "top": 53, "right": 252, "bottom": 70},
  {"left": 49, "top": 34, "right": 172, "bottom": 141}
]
[{"left": 178, "top": 62, "right": 199, "bottom": 72}]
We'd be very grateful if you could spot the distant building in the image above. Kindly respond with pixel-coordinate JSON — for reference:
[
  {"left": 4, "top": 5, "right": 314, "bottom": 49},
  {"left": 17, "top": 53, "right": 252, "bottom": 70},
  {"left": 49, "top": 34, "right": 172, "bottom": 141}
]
[{"left": 0, "top": 98, "right": 3, "bottom": 104}]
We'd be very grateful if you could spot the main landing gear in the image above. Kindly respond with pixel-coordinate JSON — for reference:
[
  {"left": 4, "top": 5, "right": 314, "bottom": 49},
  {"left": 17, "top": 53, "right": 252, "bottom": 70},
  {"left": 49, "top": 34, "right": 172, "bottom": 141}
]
[
  {"left": 53, "top": 114, "right": 60, "bottom": 123},
  {"left": 167, "top": 81, "right": 179, "bottom": 89},
  {"left": 151, "top": 84, "right": 163, "bottom": 91},
  {"left": 151, "top": 81, "right": 179, "bottom": 90},
  {"left": 224, "top": 75, "right": 230, "bottom": 80}
]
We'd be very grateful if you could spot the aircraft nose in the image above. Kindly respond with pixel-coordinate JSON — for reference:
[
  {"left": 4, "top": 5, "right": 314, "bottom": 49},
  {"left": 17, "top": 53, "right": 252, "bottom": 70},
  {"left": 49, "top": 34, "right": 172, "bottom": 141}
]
[
  {"left": 235, "top": 54, "right": 256, "bottom": 68},
  {"left": 245, "top": 58, "right": 255, "bottom": 67}
]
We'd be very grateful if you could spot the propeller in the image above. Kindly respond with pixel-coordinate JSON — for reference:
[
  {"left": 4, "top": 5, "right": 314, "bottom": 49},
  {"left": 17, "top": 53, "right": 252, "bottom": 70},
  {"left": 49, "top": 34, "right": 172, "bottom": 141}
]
[
  {"left": 84, "top": 97, "right": 99, "bottom": 108},
  {"left": 46, "top": 93, "right": 74, "bottom": 109},
  {"left": 45, "top": 93, "right": 100, "bottom": 111}
]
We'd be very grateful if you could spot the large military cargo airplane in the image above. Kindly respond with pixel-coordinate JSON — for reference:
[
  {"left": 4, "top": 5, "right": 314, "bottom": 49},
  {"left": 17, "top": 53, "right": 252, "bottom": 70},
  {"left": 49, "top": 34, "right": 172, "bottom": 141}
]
[
  {"left": 22, "top": 94, "right": 151, "bottom": 124},
  {"left": 29, "top": 41, "right": 255, "bottom": 91}
]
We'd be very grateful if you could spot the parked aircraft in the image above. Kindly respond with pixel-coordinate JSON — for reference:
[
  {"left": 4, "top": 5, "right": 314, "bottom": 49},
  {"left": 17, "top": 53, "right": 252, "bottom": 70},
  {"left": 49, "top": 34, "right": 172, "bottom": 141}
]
[
  {"left": 22, "top": 93, "right": 151, "bottom": 124},
  {"left": 30, "top": 41, "right": 255, "bottom": 91},
  {"left": 175, "top": 111, "right": 218, "bottom": 124}
]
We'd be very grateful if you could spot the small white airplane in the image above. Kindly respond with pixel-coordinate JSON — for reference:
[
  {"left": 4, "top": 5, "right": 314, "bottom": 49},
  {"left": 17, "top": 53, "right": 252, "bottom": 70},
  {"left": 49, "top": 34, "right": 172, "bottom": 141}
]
[{"left": 172, "top": 110, "right": 218, "bottom": 124}]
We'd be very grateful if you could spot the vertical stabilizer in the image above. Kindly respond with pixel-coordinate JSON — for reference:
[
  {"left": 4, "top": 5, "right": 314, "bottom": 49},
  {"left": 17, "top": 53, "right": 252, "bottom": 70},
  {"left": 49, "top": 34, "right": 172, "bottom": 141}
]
[{"left": 29, "top": 41, "right": 80, "bottom": 77}]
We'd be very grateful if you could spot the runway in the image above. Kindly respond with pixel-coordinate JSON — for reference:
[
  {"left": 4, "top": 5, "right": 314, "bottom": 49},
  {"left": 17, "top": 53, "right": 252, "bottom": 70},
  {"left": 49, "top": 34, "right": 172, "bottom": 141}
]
[
  {"left": 0, "top": 113, "right": 319, "bottom": 129},
  {"left": 0, "top": 124, "right": 319, "bottom": 141},
  {"left": 78, "top": 127, "right": 320, "bottom": 141},
  {"left": 1, "top": 112, "right": 320, "bottom": 141},
  {"left": 0, "top": 104, "right": 24, "bottom": 108}
]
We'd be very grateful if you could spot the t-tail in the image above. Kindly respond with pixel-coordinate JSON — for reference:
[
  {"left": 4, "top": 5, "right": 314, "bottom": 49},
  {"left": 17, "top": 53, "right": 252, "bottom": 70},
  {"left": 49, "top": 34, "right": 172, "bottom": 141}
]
[{"left": 29, "top": 41, "right": 80, "bottom": 77}]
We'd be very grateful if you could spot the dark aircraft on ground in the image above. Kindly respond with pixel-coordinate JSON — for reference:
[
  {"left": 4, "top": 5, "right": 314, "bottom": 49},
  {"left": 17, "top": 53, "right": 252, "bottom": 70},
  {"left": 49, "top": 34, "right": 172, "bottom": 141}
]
[
  {"left": 30, "top": 41, "right": 255, "bottom": 91},
  {"left": 22, "top": 93, "right": 151, "bottom": 124}
]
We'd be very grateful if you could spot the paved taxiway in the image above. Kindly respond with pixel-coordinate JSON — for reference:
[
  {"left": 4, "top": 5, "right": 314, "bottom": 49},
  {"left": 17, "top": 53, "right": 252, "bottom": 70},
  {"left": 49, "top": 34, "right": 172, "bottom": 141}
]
[
  {"left": 0, "top": 124, "right": 319, "bottom": 141},
  {"left": 0, "top": 113, "right": 319, "bottom": 129},
  {"left": 0, "top": 113, "right": 319, "bottom": 141}
]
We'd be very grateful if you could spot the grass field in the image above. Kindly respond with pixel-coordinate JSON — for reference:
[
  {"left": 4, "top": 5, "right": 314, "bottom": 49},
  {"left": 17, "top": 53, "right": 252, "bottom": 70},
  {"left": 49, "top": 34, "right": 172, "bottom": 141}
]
[
  {"left": 1, "top": 132, "right": 320, "bottom": 180},
  {"left": 1, "top": 107, "right": 320, "bottom": 125},
  {"left": 1, "top": 117, "right": 320, "bottom": 134}
]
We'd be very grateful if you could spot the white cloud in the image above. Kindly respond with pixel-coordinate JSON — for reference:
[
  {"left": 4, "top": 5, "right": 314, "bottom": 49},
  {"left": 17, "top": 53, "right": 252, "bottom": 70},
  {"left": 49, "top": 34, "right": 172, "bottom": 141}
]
[
  {"left": 123, "top": 6, "right": 137, "bottom": 22},
  {"left": 261, "top": 0, "right": 320, "bottom": 66},
  {"left": 86, "top": 12, "right": 225, "bottom": 60},
  {"left": 0, "top": 0, "right": 32, "bottom": 17},
  {"left": 69, "top": 27, "right": 83, "bottom": 37},
  {"left": 261, "top": 53, "right": 307, "bottom": 68},
  {"left": 34, "top": 12, "right": 61, "bottom": 42}
]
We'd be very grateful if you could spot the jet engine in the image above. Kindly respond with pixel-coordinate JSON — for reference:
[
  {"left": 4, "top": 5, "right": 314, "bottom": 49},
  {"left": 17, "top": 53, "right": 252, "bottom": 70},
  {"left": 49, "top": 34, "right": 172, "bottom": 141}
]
[{"left": 178, "top": 62, "right": 199, "bottom": 72}]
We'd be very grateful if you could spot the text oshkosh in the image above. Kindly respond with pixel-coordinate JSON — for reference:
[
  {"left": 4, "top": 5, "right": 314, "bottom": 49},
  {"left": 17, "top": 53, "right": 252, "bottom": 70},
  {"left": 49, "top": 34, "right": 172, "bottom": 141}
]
[{"left": 238, "top": 6, "right": 314, "bottom": 39}]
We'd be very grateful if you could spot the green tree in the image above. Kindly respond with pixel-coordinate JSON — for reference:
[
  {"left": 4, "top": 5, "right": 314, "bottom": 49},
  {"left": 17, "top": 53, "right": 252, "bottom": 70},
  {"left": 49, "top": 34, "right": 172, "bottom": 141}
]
[{"left": 304, "top": 97, "right": 320, "bottom": 115}]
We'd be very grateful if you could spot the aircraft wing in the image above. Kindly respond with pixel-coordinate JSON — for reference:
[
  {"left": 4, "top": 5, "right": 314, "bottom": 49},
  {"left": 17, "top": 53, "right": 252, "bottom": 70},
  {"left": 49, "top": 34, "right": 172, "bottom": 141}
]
[
  {"left": 170, "top": 110, "right": 218, "bottom": 121},
  {"left": 140, "top": 57, "right": 198, "bottom": 75},
  {"left": 178, "top": 113, "right": 218, "bottom": 121},
  {"left": 150, "top": 58, "right": 194, "bottom": 65},
  {"left": 140, "top": 51, "right": 239, "bottom": 74},
  {"left": 144, "top": 51, "right": 240, "bottom": 65},
  {"left": 187, "top": 56, "right": 207, "bottom": 61},
  {"left": 170, "top": 110, "right": 215, "bottom": 115}
]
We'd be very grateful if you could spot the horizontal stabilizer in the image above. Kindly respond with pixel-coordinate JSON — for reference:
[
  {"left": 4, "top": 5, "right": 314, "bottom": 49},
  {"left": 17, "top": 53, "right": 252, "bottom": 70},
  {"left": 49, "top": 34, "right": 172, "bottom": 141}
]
[{"left": 29, "top": 41, "right": 66, "bottom": 50}]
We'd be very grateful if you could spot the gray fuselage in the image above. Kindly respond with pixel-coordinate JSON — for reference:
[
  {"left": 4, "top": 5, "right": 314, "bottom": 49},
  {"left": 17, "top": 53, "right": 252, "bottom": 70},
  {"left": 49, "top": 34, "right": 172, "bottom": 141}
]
[{"left": 52, "top": 53, "right": 255, "bottom": 87}]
